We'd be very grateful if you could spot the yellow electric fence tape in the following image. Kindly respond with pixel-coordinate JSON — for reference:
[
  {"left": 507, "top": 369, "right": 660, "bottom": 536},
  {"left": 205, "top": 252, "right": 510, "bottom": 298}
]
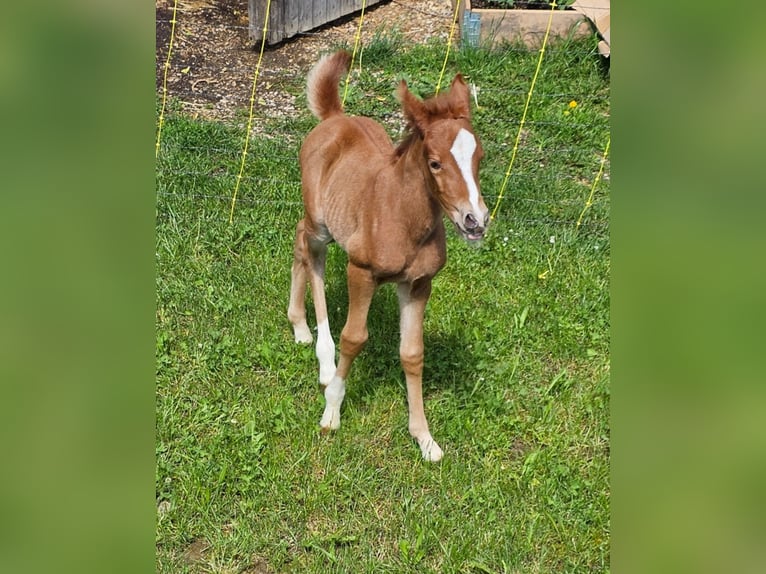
[
  {"left": 435, "top": 0, "right": 462, "bottom": 95},
  {"left": 229, "top": 0, "right": 272, "bottom": 224},
  {"left": 342, "top": 0, "right": 368, "bottom": 106},
  {"left": 156, "top": 0, "right": 179, "bottom": 159},
  {"left": 576, "top": 135, "right": 610, "bottom": 228},
  {"left": 489, "top": 0, "right": 558, "bottom": 222}
]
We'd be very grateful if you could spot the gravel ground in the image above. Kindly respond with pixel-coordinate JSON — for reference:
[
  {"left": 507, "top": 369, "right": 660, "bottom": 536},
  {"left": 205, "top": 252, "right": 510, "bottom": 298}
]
[{"left": 155, "top": 0, "right": 455, "bottom": 122}]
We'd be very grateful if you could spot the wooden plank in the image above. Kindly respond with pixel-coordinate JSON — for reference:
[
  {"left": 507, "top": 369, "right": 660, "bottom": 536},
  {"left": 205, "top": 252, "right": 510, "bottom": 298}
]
[
  {"left": 462, "top": 1, "right": 592, "bottom": 49},
  {"left": 282, "top": 0, "right": 305, "bottom": 40},
  {"left": 313, "top": 0, "right": 338, "bottom": 28},
  {"left": 304, "top": 0, "right": 316, "bottom": 31},
  {"left": 247, "top": 0, "right": 264, "bottom": 44},
  {"left": 341, "top": 0, "right": 357, "bottom": 19},
  {"left": 326, "top": 0, "right": 341, "bottom": 23},
  {"left": 269, "top": 0, "right": 284, "bottom": 44},
  {"left": 248, "top": 0, "right": 284, "bottom": 45},
  {"left": 481, "top": 10, "right": 590, "bottom": 49}
]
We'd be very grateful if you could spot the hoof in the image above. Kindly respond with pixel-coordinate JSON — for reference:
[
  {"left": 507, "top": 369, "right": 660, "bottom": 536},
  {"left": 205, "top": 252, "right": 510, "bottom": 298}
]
[
  {"left": 292, "top": 323, "right": 313, "bottom": 344},
  {"left": 319, "top": 408, "right": 341, "bottom": 431},
  {"left": 418, "top": 438, "right": 443, "bottom": 462}
]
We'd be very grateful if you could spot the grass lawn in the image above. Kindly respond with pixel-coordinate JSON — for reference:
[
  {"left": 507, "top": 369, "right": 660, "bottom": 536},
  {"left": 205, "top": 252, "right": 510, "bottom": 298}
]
[{"left": 156, "top": 36, "right": 610, "bottom": 573}]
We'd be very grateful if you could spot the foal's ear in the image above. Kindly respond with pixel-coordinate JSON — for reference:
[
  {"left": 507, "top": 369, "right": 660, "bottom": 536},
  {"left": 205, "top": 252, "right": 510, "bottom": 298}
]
[
  {"left": 449, "top": 74, "right": 471, "bottom": 119},
  {"left": 397, "top": 80, "right": 428, "bottom": 132}
]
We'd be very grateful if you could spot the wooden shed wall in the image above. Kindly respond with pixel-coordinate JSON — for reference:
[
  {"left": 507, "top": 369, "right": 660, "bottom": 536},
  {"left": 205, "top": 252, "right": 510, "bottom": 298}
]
[{"left": 248, "top": 0, "right": 386, "bottom": 45}]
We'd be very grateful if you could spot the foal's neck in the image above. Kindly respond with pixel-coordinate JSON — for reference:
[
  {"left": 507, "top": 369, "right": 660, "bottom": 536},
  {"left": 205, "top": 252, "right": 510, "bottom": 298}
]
[{"left": 387, "top": 134, "right": 443, "bottom": 242}]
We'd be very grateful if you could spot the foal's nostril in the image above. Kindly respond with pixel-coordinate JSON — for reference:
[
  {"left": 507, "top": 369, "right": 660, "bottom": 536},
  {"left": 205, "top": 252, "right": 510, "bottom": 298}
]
[{"left": 465, "top": 213, "right": 479, "bottom": 230}]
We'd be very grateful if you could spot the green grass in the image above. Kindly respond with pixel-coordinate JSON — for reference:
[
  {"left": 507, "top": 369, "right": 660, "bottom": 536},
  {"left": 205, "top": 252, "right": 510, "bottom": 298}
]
[{"left": 156, "top": 36, "right": 609, "bottom": 573}]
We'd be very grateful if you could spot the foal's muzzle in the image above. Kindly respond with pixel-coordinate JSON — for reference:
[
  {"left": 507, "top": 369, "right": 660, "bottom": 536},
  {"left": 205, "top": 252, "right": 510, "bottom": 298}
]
[
  {"left": 465, "top": 213, "right": 480, "bottom": 230},
  {"left": 460, "top": 211, "right": 489, "bottom": 241}
]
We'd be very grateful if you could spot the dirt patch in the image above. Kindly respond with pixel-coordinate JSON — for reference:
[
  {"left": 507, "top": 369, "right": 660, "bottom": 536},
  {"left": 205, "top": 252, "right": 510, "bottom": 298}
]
[
  {"left": 241, "top": 555, "right": 273, "bottom": 574},
  {"left": 181, "top": 537, "right": 210, "bottom": 564},
  {"left": 156, "top": 0, "right": 454, "bottom": 122}
]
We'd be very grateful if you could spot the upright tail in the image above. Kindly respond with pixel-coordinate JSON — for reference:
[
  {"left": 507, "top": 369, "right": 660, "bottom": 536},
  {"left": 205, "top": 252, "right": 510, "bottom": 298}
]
[{"left": 306, "top": 51, "right": 352, "bottom": 121}]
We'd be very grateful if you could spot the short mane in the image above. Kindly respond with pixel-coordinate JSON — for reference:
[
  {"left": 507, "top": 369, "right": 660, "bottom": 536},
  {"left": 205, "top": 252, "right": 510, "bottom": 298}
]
[{"left": 394, "top": 131, "right": 419, "bottom": 158}]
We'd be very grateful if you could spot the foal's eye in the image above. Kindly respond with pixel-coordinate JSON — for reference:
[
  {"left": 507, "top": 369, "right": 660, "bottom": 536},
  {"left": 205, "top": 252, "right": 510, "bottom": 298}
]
[{"left": 428, "top": 160, "right": 442, "bottom": 171}]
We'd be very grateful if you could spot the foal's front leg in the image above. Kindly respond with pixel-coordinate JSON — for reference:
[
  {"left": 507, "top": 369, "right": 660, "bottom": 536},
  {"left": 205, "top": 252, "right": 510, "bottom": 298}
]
[{"left": 397, "top": 279, "right": 443, "bottom": 462}]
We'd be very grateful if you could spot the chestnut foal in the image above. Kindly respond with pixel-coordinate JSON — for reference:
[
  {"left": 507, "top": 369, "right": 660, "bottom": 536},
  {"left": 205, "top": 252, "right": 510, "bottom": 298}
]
[{"left": 288, "top": 51, "right": 488, "bottom": 461}]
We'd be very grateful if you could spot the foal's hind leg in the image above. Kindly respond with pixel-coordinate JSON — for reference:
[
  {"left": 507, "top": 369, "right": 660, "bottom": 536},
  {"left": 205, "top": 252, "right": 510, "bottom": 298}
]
[
  {"left": 320, "top": 263, "right": 376, "bottom": 431},
  {"left": 288, "top": 220, "right": 313, "bottom": 344},
  {"left": 299, "top": 228, "right": 337, "bottom": 387}
]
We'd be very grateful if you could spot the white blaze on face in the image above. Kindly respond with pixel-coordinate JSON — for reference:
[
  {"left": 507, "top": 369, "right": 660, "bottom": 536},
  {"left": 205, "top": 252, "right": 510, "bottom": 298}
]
[{"left": 450, "top": 128, "right": 482, "bottom": 217}]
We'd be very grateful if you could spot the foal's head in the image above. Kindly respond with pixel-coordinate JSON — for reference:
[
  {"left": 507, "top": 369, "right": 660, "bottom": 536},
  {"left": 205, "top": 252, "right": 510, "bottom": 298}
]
[{"left": 397, "top": 75, "right": 489, "bottom": 242}]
